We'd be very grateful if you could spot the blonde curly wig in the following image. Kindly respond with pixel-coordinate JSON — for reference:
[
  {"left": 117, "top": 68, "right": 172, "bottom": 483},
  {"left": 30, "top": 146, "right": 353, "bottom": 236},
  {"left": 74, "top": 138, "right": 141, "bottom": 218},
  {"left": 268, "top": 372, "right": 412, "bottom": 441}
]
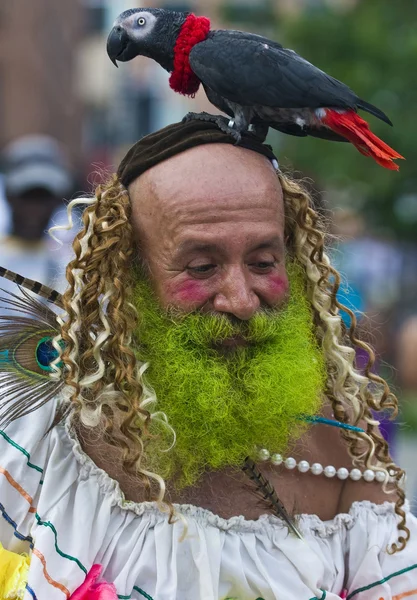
[{"left": 53, "top": 170, "right": 408, "bottom": 552}]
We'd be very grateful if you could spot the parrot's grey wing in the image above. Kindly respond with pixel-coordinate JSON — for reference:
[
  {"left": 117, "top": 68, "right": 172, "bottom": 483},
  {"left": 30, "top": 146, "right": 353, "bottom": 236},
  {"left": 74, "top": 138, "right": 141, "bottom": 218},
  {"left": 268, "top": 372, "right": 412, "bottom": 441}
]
[
  {"left": 215, "top": 29, "right": 284, "bottom": 51},
  {"left": 190, "top": 30, "right": 358, "bottom": 110}
]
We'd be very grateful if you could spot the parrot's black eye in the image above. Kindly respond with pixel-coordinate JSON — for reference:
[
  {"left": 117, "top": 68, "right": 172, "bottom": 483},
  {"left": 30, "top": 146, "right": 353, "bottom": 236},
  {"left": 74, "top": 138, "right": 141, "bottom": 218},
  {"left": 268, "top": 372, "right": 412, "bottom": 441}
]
[{"left": 137, "top": 17, "right": 146, "bottom": 26}]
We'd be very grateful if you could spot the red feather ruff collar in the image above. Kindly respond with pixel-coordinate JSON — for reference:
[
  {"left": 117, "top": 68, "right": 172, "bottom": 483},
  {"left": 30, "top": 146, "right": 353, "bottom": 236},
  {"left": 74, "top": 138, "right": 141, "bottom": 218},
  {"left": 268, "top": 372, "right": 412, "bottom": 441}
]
[{"left": 169, "top": 14, "right": 211, "bottom": 97}]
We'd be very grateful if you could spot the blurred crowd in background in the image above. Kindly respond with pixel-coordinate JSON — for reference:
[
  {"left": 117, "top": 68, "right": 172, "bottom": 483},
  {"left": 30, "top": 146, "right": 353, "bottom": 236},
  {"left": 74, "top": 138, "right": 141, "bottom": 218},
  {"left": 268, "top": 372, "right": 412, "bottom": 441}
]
[{"left": 0, "top": 0, "right": 416, "bottom": 508}]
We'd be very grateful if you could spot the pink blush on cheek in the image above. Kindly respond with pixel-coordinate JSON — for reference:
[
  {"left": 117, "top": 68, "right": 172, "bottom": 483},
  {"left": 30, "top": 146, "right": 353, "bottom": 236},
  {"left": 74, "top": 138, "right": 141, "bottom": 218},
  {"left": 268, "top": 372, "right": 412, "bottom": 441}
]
[
  {"left": 267, "top": 275, "right": 289, "bottom": 297},
  {"left": 172, "top": 280, "right": 209, "bottom": 305}
]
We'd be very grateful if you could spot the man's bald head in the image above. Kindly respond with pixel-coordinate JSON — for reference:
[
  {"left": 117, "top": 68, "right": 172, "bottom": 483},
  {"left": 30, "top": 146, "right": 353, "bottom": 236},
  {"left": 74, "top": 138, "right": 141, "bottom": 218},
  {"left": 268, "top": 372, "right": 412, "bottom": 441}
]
[
  {"left": 129, "top": 142, "right": 281, "bottom": 233},
  {"left": 128, "top": 143, "right": 288, "bottom": 321}
]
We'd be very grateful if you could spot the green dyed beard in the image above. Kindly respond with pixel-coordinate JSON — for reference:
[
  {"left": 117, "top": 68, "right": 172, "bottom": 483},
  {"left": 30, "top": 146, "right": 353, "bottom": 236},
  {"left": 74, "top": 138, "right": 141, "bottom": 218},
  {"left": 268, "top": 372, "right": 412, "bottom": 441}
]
[{"left": 133, "top": 262, "right": 326, "bottom": 489}]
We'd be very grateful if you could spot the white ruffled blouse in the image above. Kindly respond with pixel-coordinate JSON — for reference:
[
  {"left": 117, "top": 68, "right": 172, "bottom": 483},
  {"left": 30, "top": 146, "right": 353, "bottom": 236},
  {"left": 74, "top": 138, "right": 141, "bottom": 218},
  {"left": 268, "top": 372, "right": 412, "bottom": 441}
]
[{"left": 1, "top": 398, "right": 417, "bottom": 600}]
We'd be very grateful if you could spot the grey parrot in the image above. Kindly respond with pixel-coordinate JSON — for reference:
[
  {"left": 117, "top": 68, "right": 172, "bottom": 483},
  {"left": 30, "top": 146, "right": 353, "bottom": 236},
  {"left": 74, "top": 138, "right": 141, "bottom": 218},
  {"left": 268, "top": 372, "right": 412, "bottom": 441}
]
[{"left": 107, "top": 8, "right": 403, "bottom": 170}]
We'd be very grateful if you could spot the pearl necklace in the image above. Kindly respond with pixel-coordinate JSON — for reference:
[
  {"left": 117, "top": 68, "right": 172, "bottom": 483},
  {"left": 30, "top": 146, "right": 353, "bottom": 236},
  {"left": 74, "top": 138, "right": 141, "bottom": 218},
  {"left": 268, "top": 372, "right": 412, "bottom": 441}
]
[{"left": 257, "top": 448, "right": 389, "bottom": 483}]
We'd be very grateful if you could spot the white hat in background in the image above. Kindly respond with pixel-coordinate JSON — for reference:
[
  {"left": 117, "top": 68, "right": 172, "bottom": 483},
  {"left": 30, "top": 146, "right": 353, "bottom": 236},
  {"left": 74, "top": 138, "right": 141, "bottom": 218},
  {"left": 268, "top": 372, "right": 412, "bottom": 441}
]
[{"left": 3, "top": 135, "right": 73, "bottom": 197}]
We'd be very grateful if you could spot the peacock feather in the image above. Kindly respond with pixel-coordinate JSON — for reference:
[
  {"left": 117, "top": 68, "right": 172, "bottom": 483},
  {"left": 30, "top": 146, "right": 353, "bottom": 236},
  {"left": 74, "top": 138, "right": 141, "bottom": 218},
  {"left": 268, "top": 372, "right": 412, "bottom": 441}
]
[{"left": 0, "top": 286, "right": 64, "bottom": 428}]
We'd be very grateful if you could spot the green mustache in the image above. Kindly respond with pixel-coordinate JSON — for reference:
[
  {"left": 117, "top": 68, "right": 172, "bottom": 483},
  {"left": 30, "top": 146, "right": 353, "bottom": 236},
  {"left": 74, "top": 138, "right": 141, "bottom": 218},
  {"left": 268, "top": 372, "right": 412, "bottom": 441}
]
[{"left": 160, "top": 308, "right": 291, "bottom": 348}]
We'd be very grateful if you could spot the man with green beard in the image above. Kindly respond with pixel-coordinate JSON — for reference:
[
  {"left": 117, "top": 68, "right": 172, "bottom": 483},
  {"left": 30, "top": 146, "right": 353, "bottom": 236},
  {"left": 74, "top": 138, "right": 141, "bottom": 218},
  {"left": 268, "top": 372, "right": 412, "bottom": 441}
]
[
  {"left": 0, "top": 119, "right": 416, "bottom": 599},
  {"left": 133, "top": 249, "right": 325, "bottom": 490}
]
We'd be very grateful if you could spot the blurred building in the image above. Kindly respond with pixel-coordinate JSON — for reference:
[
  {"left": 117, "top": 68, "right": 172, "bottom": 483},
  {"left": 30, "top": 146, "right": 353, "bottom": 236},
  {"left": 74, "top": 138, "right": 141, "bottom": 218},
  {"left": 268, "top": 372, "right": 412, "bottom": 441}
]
[{"left": 0, "top": 2, "right": 84, "bottom": 168}]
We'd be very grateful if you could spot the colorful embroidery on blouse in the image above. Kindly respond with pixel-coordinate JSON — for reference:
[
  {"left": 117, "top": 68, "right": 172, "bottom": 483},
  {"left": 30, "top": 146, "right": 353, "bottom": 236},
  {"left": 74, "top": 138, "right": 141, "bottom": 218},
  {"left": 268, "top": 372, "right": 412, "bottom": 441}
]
[
  {"left": 0, "top": 542, "right": 30, "bottom": 599},
  {"left": 69, "top": 564, "right": 117, "bottom": 599},
  {"left": 377, "top": 591, "right": 417, "bottom": 600},
  {"left": 118, "top": 587, "right": 155, "bottom": 600},
  {"left": 346, "top": 564, "right": 417, "bottom": 599},
  {"left": 0, "top": 500, "right": 33, "bottom": 544},
  {"left": 309, "top": 590, "right": 326, "bottom": 600},
  {"left": 0, "top": 465, "right": 33, "bottom": 505},
  {"left": 34, "top": 512, "right": 88, "bottom": 574},
  {"left": 26, "top": 583, "right": 38, "bottom": 600},
  {"left": 32, "top": 547, "right": 71, "bottom": 597},
  {"left": 393, "top": 589, "right": 417, "bottom": 599},
  {"left": 0, "top": 429, "right": 43, "bottom": 474}
]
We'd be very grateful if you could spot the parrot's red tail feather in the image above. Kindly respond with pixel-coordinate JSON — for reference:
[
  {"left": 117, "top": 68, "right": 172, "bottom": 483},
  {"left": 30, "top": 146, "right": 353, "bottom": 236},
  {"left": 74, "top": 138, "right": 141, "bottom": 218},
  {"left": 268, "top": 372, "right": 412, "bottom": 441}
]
[{"left": 323, "top": 109, "right": 404, "bottom": 170}]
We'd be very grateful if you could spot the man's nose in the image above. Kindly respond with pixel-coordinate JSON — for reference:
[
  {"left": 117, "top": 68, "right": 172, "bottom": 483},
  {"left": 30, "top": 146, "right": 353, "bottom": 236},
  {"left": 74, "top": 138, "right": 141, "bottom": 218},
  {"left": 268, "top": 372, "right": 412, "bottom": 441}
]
[{"left": 213, "top": 268, "right": 260, "bottom": 321}]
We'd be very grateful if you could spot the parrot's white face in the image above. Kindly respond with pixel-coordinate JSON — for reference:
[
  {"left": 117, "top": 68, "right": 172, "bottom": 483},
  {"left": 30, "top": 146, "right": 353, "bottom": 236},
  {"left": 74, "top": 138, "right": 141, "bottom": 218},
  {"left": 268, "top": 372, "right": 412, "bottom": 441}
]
[{"left": 114, "top": 10, "right": 158, "bottom": 41}]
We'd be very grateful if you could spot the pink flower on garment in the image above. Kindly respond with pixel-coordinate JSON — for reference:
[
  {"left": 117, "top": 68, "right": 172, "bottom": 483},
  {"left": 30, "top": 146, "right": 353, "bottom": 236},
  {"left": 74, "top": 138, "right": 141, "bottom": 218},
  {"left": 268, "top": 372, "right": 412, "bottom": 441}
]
[{"left": 70, "top": 564, "right": 118, "bottom": 600}]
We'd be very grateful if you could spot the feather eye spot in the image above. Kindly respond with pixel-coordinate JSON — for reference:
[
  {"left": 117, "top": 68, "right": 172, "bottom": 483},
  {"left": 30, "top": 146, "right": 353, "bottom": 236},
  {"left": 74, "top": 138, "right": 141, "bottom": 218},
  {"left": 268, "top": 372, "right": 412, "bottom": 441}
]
[
  {"left": 0, "top": 289, "right": 64, "bottom": 426},
  {"left": 36, "top": 337, "right": 60, "bottom": 372}
]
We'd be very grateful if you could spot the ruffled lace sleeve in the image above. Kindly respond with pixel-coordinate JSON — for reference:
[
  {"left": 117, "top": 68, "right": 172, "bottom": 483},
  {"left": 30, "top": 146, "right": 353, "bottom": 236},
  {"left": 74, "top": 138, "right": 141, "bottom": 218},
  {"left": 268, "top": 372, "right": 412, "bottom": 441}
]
[{"left": 344, "top": 501, "right": 417, "bottom": 599}]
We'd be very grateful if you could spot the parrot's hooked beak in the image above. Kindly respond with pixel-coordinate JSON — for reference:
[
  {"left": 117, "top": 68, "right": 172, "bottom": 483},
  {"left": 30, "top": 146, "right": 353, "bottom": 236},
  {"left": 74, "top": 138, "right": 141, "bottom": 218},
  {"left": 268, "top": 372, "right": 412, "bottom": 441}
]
[{"left": 107, "top": 25, "right": 130, "bottom": 67}]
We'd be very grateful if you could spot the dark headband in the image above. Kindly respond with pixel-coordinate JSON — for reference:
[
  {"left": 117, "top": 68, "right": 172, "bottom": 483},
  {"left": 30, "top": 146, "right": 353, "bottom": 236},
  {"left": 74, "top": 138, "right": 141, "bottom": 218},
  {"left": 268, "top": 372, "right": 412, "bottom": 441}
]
[{"left": 117, "top": 118, "right": 278, "bottom": 188}]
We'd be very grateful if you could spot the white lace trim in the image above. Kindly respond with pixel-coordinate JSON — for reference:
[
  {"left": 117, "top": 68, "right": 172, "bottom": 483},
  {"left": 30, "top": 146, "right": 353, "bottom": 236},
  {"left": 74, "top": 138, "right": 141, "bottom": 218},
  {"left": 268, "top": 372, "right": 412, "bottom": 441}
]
[
  {"left": 301, "top": 500, "right": 401, "bottom": 538},
  {"left": 64, "top": 418, "right": 402, "bottom": 536}
]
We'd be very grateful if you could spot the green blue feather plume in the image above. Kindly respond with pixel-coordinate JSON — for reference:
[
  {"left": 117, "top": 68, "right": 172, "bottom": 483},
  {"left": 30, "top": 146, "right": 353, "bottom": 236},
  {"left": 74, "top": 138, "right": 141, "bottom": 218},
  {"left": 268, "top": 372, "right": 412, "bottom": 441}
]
[{"left": 0, "top": 287, "right": 64, "bottom": 428}]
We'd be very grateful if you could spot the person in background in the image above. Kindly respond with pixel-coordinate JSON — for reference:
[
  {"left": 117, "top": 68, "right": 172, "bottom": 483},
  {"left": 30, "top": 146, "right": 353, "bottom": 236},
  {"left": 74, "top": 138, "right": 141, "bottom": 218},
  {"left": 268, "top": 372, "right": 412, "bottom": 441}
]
[
  {"left": 396, "top": 315, "right": 417, "bottom": 514},
  {"left": 0, "top": 135, "right": 75, "bottom": 308}
]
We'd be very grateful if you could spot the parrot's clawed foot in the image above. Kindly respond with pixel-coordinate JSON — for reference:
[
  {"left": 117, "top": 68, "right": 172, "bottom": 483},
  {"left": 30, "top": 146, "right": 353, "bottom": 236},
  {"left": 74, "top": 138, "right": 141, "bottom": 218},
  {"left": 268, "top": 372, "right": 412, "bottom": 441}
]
[
  {"left": 182, "top": 111, "right": 230, "bottom": 129},
  {"left": 181, "top": 112, "right": 267, "bottom": 145},
  {"left": 248, "top": 123, "right": 269, "bottom": 143},
  {"left": 183, "top": 112, "right": 242, "bottom": 141},
  {"left": 227, "top": 119, "right": 243, "bottom": 144},
  {"left": 182, "top": 111, "right": 216, "bottom": 124}
]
